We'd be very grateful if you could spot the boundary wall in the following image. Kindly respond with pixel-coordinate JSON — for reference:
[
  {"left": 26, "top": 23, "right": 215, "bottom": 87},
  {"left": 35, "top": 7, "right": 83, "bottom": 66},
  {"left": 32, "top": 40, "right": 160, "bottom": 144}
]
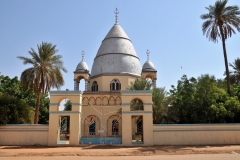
[
  {"left": 0, "top": 124, "right": 49, "bottom": 145},
  {"left": 153, "top": 124, "right": 240, "bottom": 145},
  {"left": 1, "top": 124, "right": 240, "bottom": 146}
]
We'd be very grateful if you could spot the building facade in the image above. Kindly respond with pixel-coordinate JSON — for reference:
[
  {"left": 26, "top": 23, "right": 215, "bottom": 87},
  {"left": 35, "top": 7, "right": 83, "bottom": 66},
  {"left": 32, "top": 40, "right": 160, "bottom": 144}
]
[
  {"left": 1, "top": 11, "right": 240, "bottom": 146},
  {"left": 48, "top": 11, "right": 157, "bottom": 145}
]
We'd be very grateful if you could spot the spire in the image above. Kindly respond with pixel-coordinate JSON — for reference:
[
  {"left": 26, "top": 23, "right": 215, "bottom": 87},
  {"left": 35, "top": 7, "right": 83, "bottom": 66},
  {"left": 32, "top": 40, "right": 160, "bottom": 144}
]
[
  {"left": 146, "top": 49, "right": 150, "bottom": 60},
  {"left": 114, "top": 8, "right": 119, "bottom": 24},
  {"left": 81, "top": 50, "right": 85, "bottom": 61}
]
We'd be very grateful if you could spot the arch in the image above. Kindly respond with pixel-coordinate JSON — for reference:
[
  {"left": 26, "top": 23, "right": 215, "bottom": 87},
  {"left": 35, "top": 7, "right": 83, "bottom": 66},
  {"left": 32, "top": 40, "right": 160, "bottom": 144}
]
[
  {"left": 76, "top": 75, "right": 85, "bottom": 82},
  {"left": 92, "top": 81, "right": 98, "bottom": 91},
  {"left": 109, "top": 96, "right": 115, "bottom": 106},
  {"left": 58, "top": 98, "right": 72, "bottom": 111},
  {"left": 102, "top": 96, "right": 108, "bottom": 106},
  {"left": 57, "top": 97, "right": 73, "bottom": 105},
  {"left": 96, "top": 97, "right": 101, "bottom": 105},
  {"left": 74, "top": 76, "right": 88, "bottom": 91},
  {"left": 89, "top": 120, "right": 96, "bottom": 135},
  {"left": 83, "top": 115, "right": 100, "bottom": 136},
  {"left": 107, "top": 115, "right": 122, "bottom": 136},
  {"left": 82, "top": 97, "right": 88, "bottom": 106},
  {"left": 130, "top": 98, "right": 144, "bottom": 111},
  {"left": 131, "top": 116, "right": 143, "bottom": 142},
  {"left": 89, "top": 97, "right": 95, "bottom": 106},
  {"left": 110, "top": 79, "right": 121, "bottom": 90},
  {"left": 116, "top": 96, "right": 122, "bottom": 105},
  {"left": 145, "top": 74, "right": 154, "bottom": 81},
  {"left": 112, "top": 119, "right": 119, "bottom": 135}
]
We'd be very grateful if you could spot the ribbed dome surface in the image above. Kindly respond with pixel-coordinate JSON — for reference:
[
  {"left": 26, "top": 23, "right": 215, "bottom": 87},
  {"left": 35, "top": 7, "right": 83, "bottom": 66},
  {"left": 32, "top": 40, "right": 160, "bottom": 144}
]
[
  {"left": 142, "top": 60, "right": 156, "bottom": 72},
  {"left": 104, "top": 24, "right": 129, "bottom": 40},
  {"left": 91, "top": 24, "right": 141, "bottom": 77},
  {"left": 75, "top": 61, "right": 89, "bottom": 72}
]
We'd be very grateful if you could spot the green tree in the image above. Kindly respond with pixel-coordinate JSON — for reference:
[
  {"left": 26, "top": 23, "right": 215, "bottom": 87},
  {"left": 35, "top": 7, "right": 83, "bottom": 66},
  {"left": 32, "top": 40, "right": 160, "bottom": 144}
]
[
  {"left": 224, "top": 96, "right": 240, "bottom": 122},
  {"left": 152, "top": 87, "right": 173, "bottom": 124},
  {"left": 209, "top": 103, "right": 227, "bottom": 123},
  {"left": 117, "top": 78, "right": 152, "bottom": 114},
  {"left": 170, "top": 74, "right": 229, "bottom": 123},
  {"left": 0, "top": 75, "right": 36, "bottom": 106},
  {"left": 128, "top": 78, "right": 152, "bottom": 90},
  {"left": 64, "top": 100, "right": 72, "bottom": 111},
  {"left": 0, "top": 74, "right": 50, "bottom": 124},
  {"left": 0, "top": 93, "right": 34, "bottom": 124},
  {"left": 38, "top": 94, "right": 50, "bottom": 124},
  {"left": 18, "top": 42, "right": 67, "bottom": 124},
  {"left": 126, "top": 78, "right": 151, "bottom": 111},
  {"left": 170, "top": 75, "right": 197, "bottom": 123},
  {"left": 229, "top": 58, "right": 240, "bottom": 85},
  {"left": 194, "top": 75, "right": 227, "bottom": 123},
  {"left": 200, "top": 0, "right": 240, "bottom": 96}
]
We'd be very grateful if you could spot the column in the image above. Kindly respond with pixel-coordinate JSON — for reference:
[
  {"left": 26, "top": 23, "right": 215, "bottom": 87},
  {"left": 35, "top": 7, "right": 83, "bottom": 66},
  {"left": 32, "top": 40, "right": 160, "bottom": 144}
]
[
  {"left": 74, "top": 80, "right": 79, "bottom": 91},
  {"left": 85, "top": 80, "right": 88, "bottom": 91},
  {"left": 74, "top": 80, "right": 77, "bottom": 90},
  {"left": 153, "top": 79, "right": 156, "bottom": 89},
  {"left": 77, "top": 81, "right": 79, "bottom": 90}
]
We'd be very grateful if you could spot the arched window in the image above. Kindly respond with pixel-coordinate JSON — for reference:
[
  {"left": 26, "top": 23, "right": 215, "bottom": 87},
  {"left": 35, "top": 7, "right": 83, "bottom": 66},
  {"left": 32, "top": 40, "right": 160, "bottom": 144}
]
[
  {"left": 89, "top": 118, "right": 96, "bottom": 135},
  {"left": 112, "top": 119, "right": 119, "bottom": 135},
  {"left": 110, "top": 79, "right": 121, "bottom": 90},
  {"left": 130, "top": 98, "right": 144, "bottom": 111},
  {"left": 92, "top": 81, "right": 98, "bottom": 91}
]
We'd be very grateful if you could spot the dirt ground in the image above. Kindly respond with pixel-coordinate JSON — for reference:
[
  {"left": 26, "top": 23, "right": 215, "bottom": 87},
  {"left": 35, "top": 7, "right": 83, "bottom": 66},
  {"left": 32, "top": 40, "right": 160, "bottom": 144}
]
[{"left": 0, "top": 145, "right": 240, "bottom": 157}]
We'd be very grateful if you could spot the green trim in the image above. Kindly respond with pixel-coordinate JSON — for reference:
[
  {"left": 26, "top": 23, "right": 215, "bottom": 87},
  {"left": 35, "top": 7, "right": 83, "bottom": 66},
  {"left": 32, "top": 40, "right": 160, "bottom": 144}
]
[
  {"left": 121, "top": 95, "right": 152, "bottom": 97},
  {"left": 153, "top": 124, "right": 240, "bottom": 126},
  {"left": 122, "top": 111, "right": 152, "bottom": 114},
  {"left": 153, "top": 129, "right": 240, "bottom": 132},
  {"left": 144, "top": 103, "right": 153, "bottom": 106},
  {"left": 121, "top": 90, "right": 152, "bottom": 93},
  {"left": 49, "top": 90, "right": 83, "bottom": 94},
  {"left": 0, "top": 130, "right": 48, "bottom": 132},
  {"left": 49, "top": 103, "right": 59, "bottom": 106},
  {"left": 122, "top": 103, "right": 152, "bottom": 106},
  {"left": 72, "top": 103, "right": 82, "bottom": 106},
  {"left": 4, "top": 124, "right": 49, "bottom": 126},
  {"left": 49, "top": 111, "right": 81, "bottom": 115},
  {"left": 49, "top": 103, "right": 82, "bottom": 107}
]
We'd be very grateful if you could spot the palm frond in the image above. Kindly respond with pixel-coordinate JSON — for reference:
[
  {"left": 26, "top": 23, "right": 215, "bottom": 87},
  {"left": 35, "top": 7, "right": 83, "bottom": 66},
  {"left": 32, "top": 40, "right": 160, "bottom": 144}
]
[{"left": 201, "top": 0, "right": 240, "bottom": 42}]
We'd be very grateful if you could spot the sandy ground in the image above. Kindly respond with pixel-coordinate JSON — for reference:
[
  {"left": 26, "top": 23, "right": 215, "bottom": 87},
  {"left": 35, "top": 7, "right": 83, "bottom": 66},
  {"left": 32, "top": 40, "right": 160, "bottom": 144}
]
[
  {"left": 1, "top": 155, "right": 240, "bottom": 160},
  {"left": 0, "top": 145, "right": 240, "bottom": 158}
]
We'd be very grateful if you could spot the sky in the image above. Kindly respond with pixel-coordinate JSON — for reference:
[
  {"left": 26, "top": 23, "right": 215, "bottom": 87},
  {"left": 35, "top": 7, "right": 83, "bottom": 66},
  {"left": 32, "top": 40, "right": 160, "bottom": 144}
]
[{"left": 0, "top": 0, "right": 240, "bottom": 92}]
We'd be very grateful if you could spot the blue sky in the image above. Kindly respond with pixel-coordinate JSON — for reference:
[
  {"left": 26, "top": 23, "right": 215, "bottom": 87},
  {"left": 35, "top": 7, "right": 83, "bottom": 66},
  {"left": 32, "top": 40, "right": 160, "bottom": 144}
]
[{"left": 1, "top": 0, "right": 240, "bottom": 91}]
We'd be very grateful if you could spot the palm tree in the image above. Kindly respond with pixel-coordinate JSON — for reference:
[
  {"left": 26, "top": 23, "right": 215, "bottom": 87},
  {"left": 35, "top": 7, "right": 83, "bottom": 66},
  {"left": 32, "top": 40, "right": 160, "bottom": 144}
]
[
  {"left": 18, "top": 42, "right": 67, "bottom": 124},
  {"left": 229, "top": 58, "right": 240, "bottom": 84},
  {"left": 117, "top": 78, "right": 152, "bottom": 114},
  {"left": 200, "top": 0, "right": 240, "bottom": 96},
  {"left": 128, "top": 78, "right": 152, "bottom": 90}
]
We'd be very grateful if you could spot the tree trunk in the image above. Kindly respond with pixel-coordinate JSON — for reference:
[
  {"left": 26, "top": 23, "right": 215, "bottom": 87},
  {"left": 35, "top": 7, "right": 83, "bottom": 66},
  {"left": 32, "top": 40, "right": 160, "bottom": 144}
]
[
  {"left": 219, "top": 27, "right": 232, "bottom": 96},
  {"left": 34, "top": 92, "right": 41, "bottom": 124}
]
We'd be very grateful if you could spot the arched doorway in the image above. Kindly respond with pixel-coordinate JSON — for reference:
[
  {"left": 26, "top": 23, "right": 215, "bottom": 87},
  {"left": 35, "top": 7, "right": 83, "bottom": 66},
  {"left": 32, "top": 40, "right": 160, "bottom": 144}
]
[
  {"left": 112, "top": 119, "right": 119, "bottom": 135},
  {"left": 89, "top": 118, "right": 96, "bottom": 135},
  {"left": 132, "top": 116, "right": 143, "bottom": 144}
]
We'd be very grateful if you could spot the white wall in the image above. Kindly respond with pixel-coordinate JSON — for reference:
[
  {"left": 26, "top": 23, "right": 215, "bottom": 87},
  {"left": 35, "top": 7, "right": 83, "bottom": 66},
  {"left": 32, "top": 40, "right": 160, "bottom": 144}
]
[
  {"left": 0, "top": 124, "right": 49, "bottom": 146},
  {"left": 153, "top": 124, "right": 240, "bottom": 145}
]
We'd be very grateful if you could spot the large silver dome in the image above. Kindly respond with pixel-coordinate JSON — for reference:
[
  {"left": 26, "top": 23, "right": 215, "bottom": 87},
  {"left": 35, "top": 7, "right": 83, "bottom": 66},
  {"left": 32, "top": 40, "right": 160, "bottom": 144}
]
[{"left": 91, "top": 24, "right": 142, "bottom": 77}]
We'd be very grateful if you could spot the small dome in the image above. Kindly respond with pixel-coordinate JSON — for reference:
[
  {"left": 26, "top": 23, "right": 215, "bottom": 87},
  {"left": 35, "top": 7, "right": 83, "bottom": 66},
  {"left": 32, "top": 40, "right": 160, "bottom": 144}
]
[
  {"left": 75, "top": 61, "right": 89, "bottom": 72},
  {"left": 142, "top": 60, "right": 156, "bottom": 72}
]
